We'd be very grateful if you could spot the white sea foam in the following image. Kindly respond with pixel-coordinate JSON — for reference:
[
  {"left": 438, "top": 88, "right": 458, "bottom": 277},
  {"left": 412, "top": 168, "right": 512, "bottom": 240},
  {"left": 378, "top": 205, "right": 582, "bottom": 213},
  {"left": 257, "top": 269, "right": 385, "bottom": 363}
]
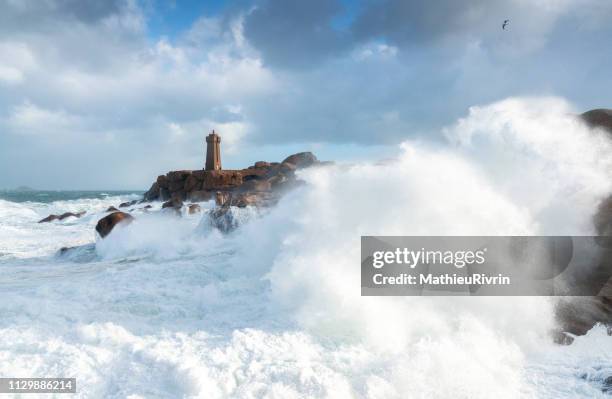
[{"left": 0, "top": 97, "right": 611, "bottom": 398}]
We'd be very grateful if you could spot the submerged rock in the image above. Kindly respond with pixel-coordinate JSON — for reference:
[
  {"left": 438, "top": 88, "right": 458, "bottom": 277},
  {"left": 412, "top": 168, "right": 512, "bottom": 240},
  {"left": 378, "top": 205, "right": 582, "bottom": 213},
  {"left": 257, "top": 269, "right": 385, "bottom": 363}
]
[
  {"left": 555, "top": 296, "right": 612, "bottom": 338},
  {"left": 188, "top": 204, "right": 201, "bottom": 214},
  {"left": 95, "top": 211, "right": 134, "bottom": 238},
  {"left": 56, "top": 243, "right": 96, "bottom": 262},
  {"left": 208, "top": 204, "right": 239, "bottom": 233},
  {"left": 106, "top": 206, "right": 119, "bottom": 212},
  {"left": 119, "top": 200, "right": 138, "bottom": 208},
  {"left": 38, "top": 211, "right": 85, "bottom": 223},
  {"left": 603, "top": 376, "right": 612, "bottom": 393}
]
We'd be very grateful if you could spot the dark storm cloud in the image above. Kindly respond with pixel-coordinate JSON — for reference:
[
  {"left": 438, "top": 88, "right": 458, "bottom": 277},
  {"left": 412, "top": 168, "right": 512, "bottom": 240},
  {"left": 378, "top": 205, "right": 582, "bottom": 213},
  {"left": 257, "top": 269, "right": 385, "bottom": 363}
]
[
  {"left": 242, "top": 0, "right": 351, "bottom": 68},
  {"left": 242, "top": 0, "right": 593, "bottom": 68},
  {"left": 241, "top": 0, "right": 501, "bottom": 68},
  {"left": 0, "top": 0, "right": 126, "bottom": 32},
  {"left": 352, "top": 0, "right": 502, "bottom": 45}
]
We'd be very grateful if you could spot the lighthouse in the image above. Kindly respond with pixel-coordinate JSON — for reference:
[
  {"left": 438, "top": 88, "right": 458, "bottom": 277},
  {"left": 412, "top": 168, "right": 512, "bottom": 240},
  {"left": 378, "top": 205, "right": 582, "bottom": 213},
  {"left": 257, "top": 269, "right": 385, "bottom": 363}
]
[{"left": 205, "top": 130, "right": 222, "bottom": 171}]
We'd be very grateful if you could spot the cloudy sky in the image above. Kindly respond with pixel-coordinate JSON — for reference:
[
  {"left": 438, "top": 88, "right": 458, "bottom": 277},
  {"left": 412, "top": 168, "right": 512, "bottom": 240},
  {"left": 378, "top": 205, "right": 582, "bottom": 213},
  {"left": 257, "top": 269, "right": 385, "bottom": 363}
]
[{"left": 1, "top": 0, "right": 611, "bottom": 189}]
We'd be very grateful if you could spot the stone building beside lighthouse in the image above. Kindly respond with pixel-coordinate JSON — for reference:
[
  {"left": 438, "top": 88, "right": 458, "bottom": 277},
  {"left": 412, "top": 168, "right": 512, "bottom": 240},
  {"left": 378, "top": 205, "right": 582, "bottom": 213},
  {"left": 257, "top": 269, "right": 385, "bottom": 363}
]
[{"left": 205, "top": 130, "right": 222, "bottom": 170}]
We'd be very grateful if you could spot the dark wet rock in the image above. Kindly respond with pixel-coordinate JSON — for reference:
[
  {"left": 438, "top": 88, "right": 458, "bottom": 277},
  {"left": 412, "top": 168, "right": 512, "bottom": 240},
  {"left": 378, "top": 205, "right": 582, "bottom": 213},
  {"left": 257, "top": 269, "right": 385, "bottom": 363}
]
[
  {"left": 215, "top": 191, "right": 278, "bottom": 208},
  {"left": 594, "top": 195, "right": 612, "bottom": 241},
  {"left": 215, "top": 191, "right": 231, "bottom": 206},
  {"left": 203, "top": 170, "right": 243, "bottom": 189},
  {"left": 184, "top": 174, "right": 201, "bottom": 192},
  {"left": 95, "top": 211, "right": 133, "bottom": 238},
  {"left": 144, "top": 181, "right": 160, "bottom": 201},
  {"left": 236, "top": 192, "right": 278, "bottom": 208},
  {"left": 119, "top": 200, "right": 138, "bottom": 208},
  {"left": 254, "top": 161, "right": 270, "bottom": 168},
  {"left": 38, "top": 215, "right": 59, "bottom": 223},
  {"left": 167, "top": 170, "right": 192, "bottom": 182},
  {"left": 602, "top": 376, "right": 612, "bottom": 393},
  {"left": 240, "top": 179, "right": 272, "bottom": 192},
  {"left": 581, "top": 109, "right": 612, "bottom": 133},
  {"left": 106, "top": 206, "right": 119, "bottom": 213},
  {"left": 281, "top": 152, "right": 318, "bottom": 168},
  {"left": 157, "top": 174, "right": 169, "bottom": 188},
  {"left": 171, "top": 191, "right": 186, "bottom": 201},
  {"left": 551, "top": 330, "right": 574, "bottom": 346},
  {"left": 280, "top": 162, "right": 297, "bottom": 173},
  {"left": 160, "top": 187, "right": 170, "bottom": 201},
  {"left": 208, "top": 204, "right": 239, "bottom": 233},
  {"left": 58, "top": 246, "right": 75, "bottom": 255},
  {"left": 168, "top": 180, "right": 185, "bottom": 192},
  {"left": 192, "top": 170, "right": 206, "bottom": 180},
  {"left": 143, "top": 205, "right": 152, "bottom": 209},
  {"left": 554, "top": 195, "right": 612, "bottom": 338},
  {"left": 188, "top": 190, "right": 213, "bottom": 202},
  {"left": 64, "top": 211, "right": 85, "bottom": 219},
  {"left": 162, "top": 197, "right": 183, "bottom": 209},
  {"left": 243, "top": 173, "right": 264, "bottom": 181},
  {"left": 38, "top": 211, "right": 85, "bottom": 223},
  {"left": 188, "top": 204, "right": 201, "bottom": 214},
  {"left": 268, "top": 174, "right": 288, "bottom": 189},
  {"left": 55, "top": 243, "right": 96, "bottom": 262}
]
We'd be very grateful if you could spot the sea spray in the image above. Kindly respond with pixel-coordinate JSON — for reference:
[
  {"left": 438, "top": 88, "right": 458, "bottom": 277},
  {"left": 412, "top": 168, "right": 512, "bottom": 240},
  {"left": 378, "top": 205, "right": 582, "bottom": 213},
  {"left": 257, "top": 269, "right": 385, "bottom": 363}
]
[{"left": 235, "top": 97, "right": 612, "bottom": 396}]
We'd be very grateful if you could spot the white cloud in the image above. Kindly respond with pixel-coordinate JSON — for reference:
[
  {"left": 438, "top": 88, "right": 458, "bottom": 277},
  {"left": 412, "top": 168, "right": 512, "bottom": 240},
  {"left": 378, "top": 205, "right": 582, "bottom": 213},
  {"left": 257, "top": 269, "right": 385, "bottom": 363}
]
[
  {"left": 0, "top": 41, "right": 36, "bottom": 85},
  {"left": 354, "top": 42, "right": 398, "bottom": 61},
  {"left": 0, "top": 66, "right": 23, "bottom": 84},
  {"left": 5, "top": 101, "right": 83, "bottom": 136}
]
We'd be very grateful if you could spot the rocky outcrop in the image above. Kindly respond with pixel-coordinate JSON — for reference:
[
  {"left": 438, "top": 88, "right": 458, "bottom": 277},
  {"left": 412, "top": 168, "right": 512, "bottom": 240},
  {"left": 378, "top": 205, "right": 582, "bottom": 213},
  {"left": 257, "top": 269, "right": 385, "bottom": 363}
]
[
  {"left": 281, "top": 152, "right": 318, "bottom": 168},
  {"left": 555, "top": 194, "right": 612, "bottom": 341},
  {"left": 95, "top": 211, "right": 134, "bottom": 238},
  {"left": 581, "top": 109, "right": 612, "bottom": 133},
  {"left": 188, "top": 190, "right": 213, "bottom": 202},
  {"left": 553, "top": 109, "right": 612, "bottom": 341},
  {"left": 139, "top": 151, "right": 322, "bottom": 234},
  {"left": 142, "top": 151, "right": 320, "bottom": 206},
  {"left": 38, "top": 211, "right": 85, "bottom": 223}
]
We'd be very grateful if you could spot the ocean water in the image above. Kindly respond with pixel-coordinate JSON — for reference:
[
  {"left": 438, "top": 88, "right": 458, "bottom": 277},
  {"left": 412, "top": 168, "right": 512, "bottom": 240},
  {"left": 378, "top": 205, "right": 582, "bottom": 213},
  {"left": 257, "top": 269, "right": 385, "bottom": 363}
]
[{"left": 1, "top": 97, "right": 612, "bottom": 398}]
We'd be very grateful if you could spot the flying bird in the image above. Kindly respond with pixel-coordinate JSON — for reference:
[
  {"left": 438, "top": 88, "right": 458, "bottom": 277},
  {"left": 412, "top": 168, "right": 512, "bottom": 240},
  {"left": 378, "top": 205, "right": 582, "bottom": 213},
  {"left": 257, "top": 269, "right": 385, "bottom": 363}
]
[{"left": 502, "top": 19, "right": 509, "bottom": 30}]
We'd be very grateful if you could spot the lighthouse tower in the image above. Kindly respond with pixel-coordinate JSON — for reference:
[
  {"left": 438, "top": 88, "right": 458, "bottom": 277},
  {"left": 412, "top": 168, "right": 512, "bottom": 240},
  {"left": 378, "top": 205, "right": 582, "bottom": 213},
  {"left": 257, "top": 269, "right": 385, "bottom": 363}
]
[{"left": 205, "top": 130, "right": 222, "bottom": 170}]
